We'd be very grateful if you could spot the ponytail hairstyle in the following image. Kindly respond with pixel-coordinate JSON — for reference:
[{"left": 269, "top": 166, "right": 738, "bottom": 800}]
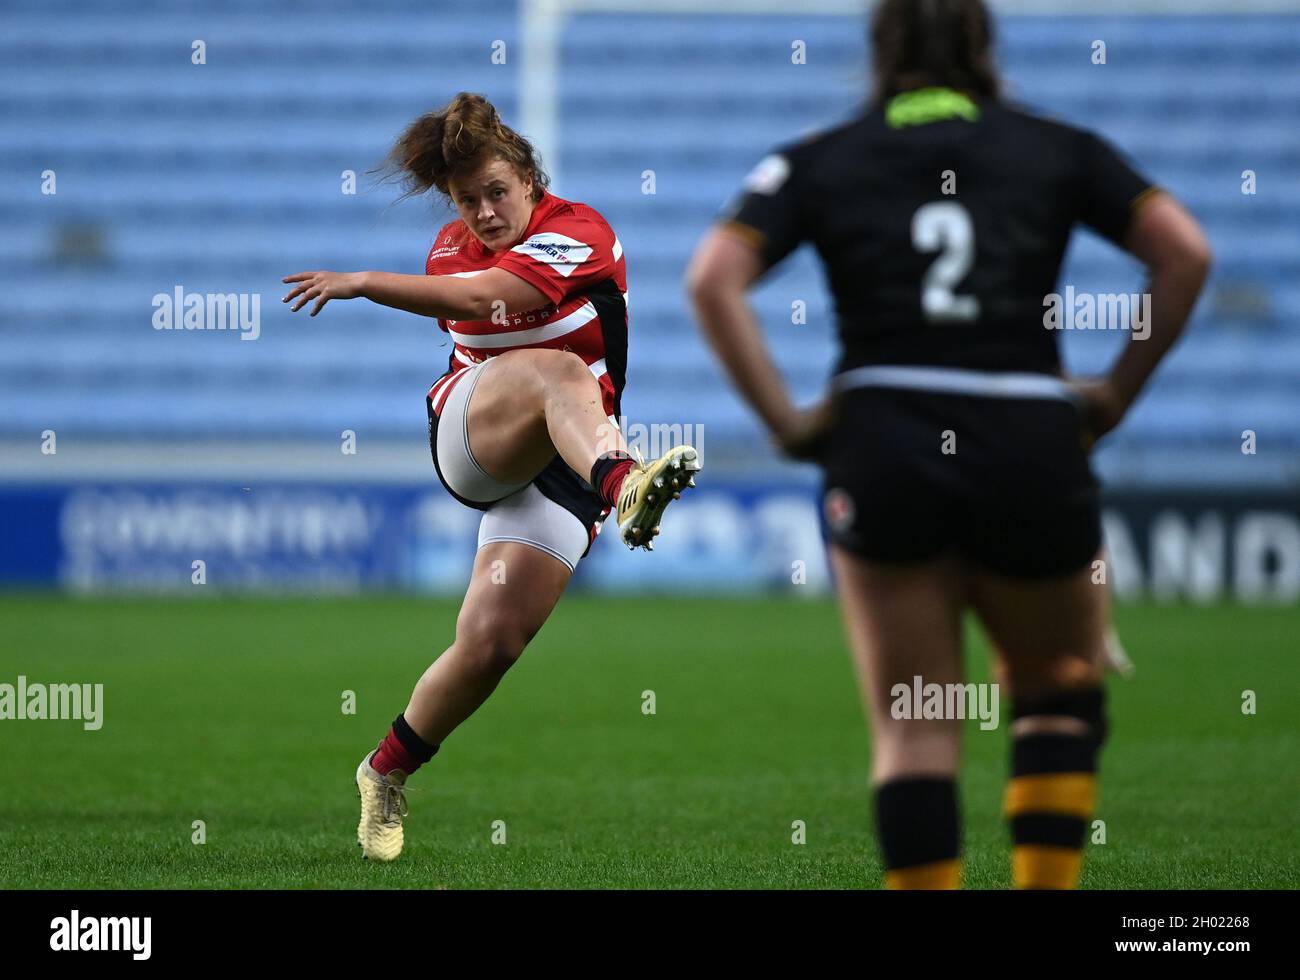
[
  {"left": 385, "top": 92, "right": 549, "bottom": 203},
  {"left": 870, "top": 0, "right": 1000, "bottom": 106}
]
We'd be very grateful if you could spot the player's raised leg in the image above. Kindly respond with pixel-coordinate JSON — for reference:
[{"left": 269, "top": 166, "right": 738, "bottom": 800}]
[
  {"left": 356, "top": 540, "right": 571, "bottom": 861},
  {"left": 829, "top": 546, "right": 966, "bottom": 889},
  {"left": 463, "top": 348, "right": 619, "bottom": 482},
  {"left": 967, "top": 556, "right": 1110, "bottom": 890},
  {"left": 464, "top": 347, "right": 700, "bottom": 549}
]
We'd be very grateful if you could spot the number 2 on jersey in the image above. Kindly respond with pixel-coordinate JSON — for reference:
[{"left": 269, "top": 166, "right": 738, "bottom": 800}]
[{"left": 911, "top": 201, "right": 979, "bottom": 323}]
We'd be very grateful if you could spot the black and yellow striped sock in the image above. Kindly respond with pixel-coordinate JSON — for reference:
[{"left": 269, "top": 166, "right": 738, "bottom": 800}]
[
  {"left": 1005, "top": 687, "right": 1107, "bottom": 889},
  {"left": 874, "top": 777, "right": 961, "bottom": 889}
]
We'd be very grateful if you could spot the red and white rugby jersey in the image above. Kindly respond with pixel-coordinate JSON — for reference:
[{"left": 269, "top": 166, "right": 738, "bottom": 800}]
[{"left": 424, "top": 192, "right": 628, "bottom": 421}]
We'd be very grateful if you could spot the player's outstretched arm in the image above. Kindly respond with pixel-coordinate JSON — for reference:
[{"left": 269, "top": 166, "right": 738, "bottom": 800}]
[{"left": 281, "top": 267, "right": 546, "bottom": 320}]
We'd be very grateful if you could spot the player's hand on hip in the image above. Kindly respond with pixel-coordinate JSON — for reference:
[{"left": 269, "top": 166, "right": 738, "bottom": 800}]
[
  {"left": 1068, "top": 376, "right": 1128, "bottom": 447},
  {"left": 773, "top": 397, "right": 838, "bottom": 462},
  {"left": 282, "top": 271, "right": 366, "bottom": 316}
]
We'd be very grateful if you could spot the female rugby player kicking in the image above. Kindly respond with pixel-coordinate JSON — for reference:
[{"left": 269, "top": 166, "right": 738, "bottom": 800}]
[
  {"left": 284, "top": 92, "right": 699, "bottom": 861},
  {"left": 688, "top": 0, "right": 1209, "bottom": 888}
]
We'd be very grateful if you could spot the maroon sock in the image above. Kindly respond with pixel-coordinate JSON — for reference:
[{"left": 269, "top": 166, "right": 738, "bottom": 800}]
[
  {"left": 370, "top": 714, "right": 438, "bottom": 777},
  {"left": 591, "top": 451, "right": 636, "bottom": 508}
]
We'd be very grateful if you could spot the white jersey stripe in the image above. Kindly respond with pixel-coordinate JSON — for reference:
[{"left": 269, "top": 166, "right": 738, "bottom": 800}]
[
  {"left": 429, "top": 364, "right": 474, "bottom": 411},
  {"left": 448, "top": 301, "right": 598, "bottom": 350},
  {"left": 428, "top": 365, "right": 464, "bottom": 402},
  {"left": 432, "top": 368, "right": 473, "bottom": 414}
]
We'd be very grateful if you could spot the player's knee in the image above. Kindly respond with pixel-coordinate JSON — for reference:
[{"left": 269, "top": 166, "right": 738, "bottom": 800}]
[
  {"left": 454, "top": 613, "right": 534, "bottom": 677},
  {"left": 1005, "top": 650, "right": 1102, "bottom": 701},
  {"left": 872, "top": 719, "right": 960, "bottom": 777},
  {"left": 532, "top": 348, "right": 590, "bottom": 390}
]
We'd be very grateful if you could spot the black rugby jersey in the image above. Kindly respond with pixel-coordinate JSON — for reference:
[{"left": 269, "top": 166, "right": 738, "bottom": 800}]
[{"left": 724, "top": 88, "right": 1157, "bottom": 377}]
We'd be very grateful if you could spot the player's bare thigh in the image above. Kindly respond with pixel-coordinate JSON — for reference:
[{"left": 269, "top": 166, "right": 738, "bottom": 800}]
[
  {"left": 965, "top": 549, "right": 1108, "bottom": 734},
  {"left": 828, "top": 545, "right": 965, "bottom": 781},
  {"left": 464, "top": 349, "right": 588, "bottom": 485}
]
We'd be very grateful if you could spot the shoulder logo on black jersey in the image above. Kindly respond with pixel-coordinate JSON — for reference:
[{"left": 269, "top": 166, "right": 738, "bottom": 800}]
[{"left": 741, "top": 154, "right": 790, "bottom": 196}]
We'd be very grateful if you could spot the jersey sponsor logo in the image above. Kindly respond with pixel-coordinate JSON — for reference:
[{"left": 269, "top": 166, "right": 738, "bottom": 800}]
[
  {"left": 511, "top": 232, "right": 593, "bottom": 277},
  {"left": 741, "top": 153, "right": 790, "bottom": 195},
  {"left": 448, "top": 301, "right": 597, "bottom": 350},
  {"left": 454, "top": 306, "right": 556, "bottom": 332}
]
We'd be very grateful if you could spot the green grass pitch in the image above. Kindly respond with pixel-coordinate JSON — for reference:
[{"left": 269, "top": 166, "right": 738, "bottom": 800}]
[{"left": 1, "top": 594, "right": 1295, "bottom": 889}]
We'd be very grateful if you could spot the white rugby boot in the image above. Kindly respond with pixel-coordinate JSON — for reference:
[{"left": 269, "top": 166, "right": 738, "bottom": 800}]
[{"left": 356, "top": 751, "right": 409, "bottom": 862}]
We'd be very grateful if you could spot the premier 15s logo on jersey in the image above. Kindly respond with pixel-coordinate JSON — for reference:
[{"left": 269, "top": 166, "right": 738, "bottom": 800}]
[{"left": 511, "top": 232, "right": 592, "bottom": 277}]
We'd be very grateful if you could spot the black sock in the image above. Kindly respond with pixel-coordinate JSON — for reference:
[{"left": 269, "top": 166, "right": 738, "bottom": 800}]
[
  {"left": 1006, "top": 687, "right": 1106, "bottom": 889},
  {"left": 874, "top": 776, "right": 961, "bottom": 888},
  {"left": 391, "top": 713, "right": 438, "bottom": 764},
  {"left": 590, "top": 450, "right": 635, "bottom": 506}
]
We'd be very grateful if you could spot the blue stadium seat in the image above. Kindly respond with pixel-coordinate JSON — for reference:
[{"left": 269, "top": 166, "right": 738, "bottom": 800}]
[{"left": 1, "top": 1, "right": 1296, "bottom": 478}]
